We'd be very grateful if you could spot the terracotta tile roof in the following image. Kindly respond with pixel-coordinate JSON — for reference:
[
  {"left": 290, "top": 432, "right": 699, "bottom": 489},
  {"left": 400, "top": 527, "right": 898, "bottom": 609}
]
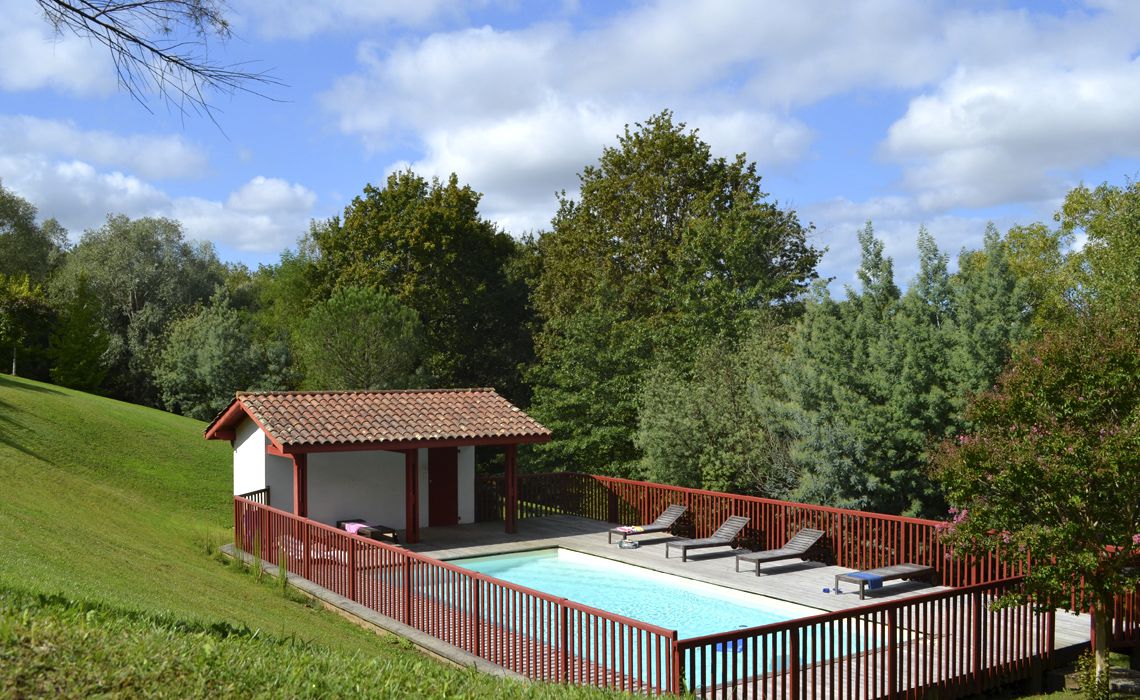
[{"left": 209, "top": 388, "right": 550, "bottom": 448}]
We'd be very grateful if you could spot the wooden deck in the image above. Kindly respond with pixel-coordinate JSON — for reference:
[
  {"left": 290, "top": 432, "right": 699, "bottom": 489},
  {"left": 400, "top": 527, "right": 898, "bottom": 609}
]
[{"left": 406, "top": 515, "right": 1092, "bottom": 652}]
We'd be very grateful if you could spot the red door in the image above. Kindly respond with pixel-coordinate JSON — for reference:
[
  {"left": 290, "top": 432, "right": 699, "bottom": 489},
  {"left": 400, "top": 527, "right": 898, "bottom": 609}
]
[{"left": 428, "top": 447, "right": 459, "bottom": 527}]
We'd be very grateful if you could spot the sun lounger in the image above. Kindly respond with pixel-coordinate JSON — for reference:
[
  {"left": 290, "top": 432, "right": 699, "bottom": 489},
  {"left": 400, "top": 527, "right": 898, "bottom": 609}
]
[
  {"left": 608, "top": 504, "right": 688, "bottom": 543},
  {"left": 665, "top": 515, "right": 750, "bottom": 562},
  {"left": 734, "top": 528, "right": 825, "bottom": 576},
  {"left": 834, "top": 563, "right": 936, "bottom": 599},
  {"left": 338, "top": 518, "right": 401, "bottom": 544}
]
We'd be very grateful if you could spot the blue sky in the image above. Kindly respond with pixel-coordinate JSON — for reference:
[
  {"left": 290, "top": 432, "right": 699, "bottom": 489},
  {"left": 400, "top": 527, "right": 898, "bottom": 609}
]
[{"left": 3, "top": 0, "right": 1140, "bottom": 288}]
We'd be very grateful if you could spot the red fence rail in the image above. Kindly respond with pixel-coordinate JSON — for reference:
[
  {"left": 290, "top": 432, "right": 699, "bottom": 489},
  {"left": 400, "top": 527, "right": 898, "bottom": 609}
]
[
  {"left": 677, "top": 578, "right": 1054, "bottom": 699},
  {"left": 234, "top": 496, "right": 678, "bottom": 694},
  {"left": 478, "top": 473, "right": 1019, "bottom": 588}
]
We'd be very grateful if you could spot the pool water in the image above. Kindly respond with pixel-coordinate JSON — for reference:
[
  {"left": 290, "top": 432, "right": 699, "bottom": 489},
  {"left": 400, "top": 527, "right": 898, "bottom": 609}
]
[{"left": 451, "top": 548, "right": 819, "bottom": 639}]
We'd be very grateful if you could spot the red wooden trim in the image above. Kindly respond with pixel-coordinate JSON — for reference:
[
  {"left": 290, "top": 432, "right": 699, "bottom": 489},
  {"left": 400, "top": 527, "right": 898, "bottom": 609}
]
[
  {"left": 203, "top": 398, "right": 244, "bottom": 439},
  {"left": 504, "top": 444, "right": 518, "bottom": 535},
  {"left": 405, "top": 449, "right": 420, "bottom": 544},
  {"left": 266, "top": 443, "right": 287, "bottom": 458},
  {"left": 279, "top": 434, "right": 551, "bottom": 455},
  {"left": 211, "top": 429, "right": 235, "bottom": 440},
  {"left": 292, "top": 453, "right": 307, "bottom": 518}
]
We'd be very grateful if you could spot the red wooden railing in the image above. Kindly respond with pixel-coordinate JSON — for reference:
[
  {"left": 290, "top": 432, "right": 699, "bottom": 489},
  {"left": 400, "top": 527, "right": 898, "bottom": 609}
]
[
  {"left": 234, "top": 497, "right": 678, "bottom": 694},
  {"left": 239, "top": 472, "right": 1137, "bottom": 696},
  {"left": 677, "top": 578, "right": 1054, "bottom": 699},
  {"left": 478, "top": 473, "right": 1020, "bottom": 588},
  {"left": 237, "top": 486, "right": 269, "bottom": 506}
]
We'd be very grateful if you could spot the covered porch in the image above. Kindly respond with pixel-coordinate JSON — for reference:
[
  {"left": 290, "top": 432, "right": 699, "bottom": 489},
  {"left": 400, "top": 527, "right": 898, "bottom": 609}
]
[{"left": 206, "top": 388, "right": 551, "bottom": 544}]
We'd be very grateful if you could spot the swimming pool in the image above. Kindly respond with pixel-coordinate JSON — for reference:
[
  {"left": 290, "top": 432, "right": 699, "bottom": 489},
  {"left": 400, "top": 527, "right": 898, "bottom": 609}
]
[{"left": 451, "top": 547, "right": 820, "bottom": 640}]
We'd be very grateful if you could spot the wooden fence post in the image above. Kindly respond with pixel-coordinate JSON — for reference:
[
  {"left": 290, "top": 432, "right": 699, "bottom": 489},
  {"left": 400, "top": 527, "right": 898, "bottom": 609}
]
[
  {"left": 561, "top": 603, "right": 571, "bottom": 683},
  {"left": 789, "top": 629, "right": 801, "bottom": 700},
  {"left": 887, "top": 608, "right": 898, "bottom": 700},
  {"left": 972, "top": 590, "right": 984, "bottom": 693},
  {"left": 670, "top": 635, "right": 682, "bottom": 696},
  {"left": 303, "top": 520, "right": 310, "bottom": 580},
  {"left": 472, "top": 578, "right": 481, "bottom": 658},
  {"left": 403, "top": 559, "right": 413, "bottom": 626},
  {"left": 347, "top": 538, "right": 356, "bottom": 602}
]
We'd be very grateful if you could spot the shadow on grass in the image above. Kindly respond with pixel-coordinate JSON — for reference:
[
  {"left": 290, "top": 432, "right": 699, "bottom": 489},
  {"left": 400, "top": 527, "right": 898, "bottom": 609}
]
[
  {"left": 0, "top": 374, "right": 65, "bottom": 394},
  {"left": 0, "top": 396, "right": 52, "bottom": 462}
]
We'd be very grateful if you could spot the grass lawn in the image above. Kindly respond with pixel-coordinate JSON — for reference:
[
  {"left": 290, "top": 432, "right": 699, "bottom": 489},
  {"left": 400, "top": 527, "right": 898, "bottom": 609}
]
[{"left": 0, "top": 374, "right": 616, "bottom": 697}]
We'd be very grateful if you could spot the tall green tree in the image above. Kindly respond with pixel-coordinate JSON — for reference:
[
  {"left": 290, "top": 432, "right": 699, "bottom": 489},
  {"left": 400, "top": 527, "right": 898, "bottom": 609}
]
[
  {"left": 786, "top": 224, "right": 910, "bottom": 511},
  {"left": 154, "top": 291, "right": 292, "bottom": 420},
  {"left": 933, "top": 305, "right": 1140, "bottom": 685},
  {"left": 312, "top": 171, "right": 532, "bottom": 398},
  {"left": 296, "top": 286, "right": 424, "bottom": 391},
  {"left": 0, "top": 181, "right": 67, "bottom": 283},
  {"left": 0, "top": 275, "right": 50, "bottom": 377},
  {"left": 785, "top": 222, "right": 1029, "bottom": 516},
  {"left": 637, "top": 317, "right": 798, "bottom": 496},
  {"left": 1059, "top": 180, "right": 1140, "bottom": 313},
  {"left": 49, "top": 276, "right": 110, "bottom": 391},
  {"left": 528, "top": 111, "right": 821, "bottom": 475},
  {"left": 50, "top": 215, "right": 224, "bottom": 404}
]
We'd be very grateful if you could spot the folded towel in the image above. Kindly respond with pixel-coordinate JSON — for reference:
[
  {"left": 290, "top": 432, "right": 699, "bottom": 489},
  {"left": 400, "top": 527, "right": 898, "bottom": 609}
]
[
  {"left": 345, "top": 522, "right": 370, "bottom": 535},
  {"left": 615, "top": 525, "right": 646, "bottom": 534},
  {"left": 847, "top": 572, "right": 884, "bottom": 589}
]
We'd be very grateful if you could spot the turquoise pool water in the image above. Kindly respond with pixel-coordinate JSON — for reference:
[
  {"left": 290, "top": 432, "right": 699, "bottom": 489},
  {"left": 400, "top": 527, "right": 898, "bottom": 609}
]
[{"left": 452, "top": 548, "right": 819, "bottom": 640}]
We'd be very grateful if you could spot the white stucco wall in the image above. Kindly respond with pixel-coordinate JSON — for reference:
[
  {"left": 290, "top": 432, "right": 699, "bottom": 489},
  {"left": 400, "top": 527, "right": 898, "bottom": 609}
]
[
  {"left": 457, "top": 446, "right": 474, "bottom": 524},
  {"left": 233, "top": 418, "right": 266, "bottom": 496},
  {"left": 265, "top": 453, "right": 294, "bottom": 512},
  {"left": 306, "top": 449, "right": 406, "bottom": 527}
]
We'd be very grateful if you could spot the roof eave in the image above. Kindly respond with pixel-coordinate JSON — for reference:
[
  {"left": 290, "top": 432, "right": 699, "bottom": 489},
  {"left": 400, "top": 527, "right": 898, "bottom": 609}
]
[{"left": 278, "top": 432, "right": 553, "bottom": 454}]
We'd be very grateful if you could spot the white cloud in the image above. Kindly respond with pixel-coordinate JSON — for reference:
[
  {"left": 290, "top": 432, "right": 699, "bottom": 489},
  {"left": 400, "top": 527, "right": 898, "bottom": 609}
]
[
  {"left": 0, "top": 155, "right": 315, "bottom": 253},
  {"left": 322, "top": 11, "right": 820, "bottom": 234},
  {"left": 0, "top": 115, "right": 208, "bottom": 180},
  {"left": 0, "top": 0, "right": 115, "bottom": 95},
  {"left": 880, "top": 3, "right": 1140, "bottom": 210},
  {"left": 232, "top": 0, "right": 459, "bottom": 40},
  {"left": 173, "top": 177, "right": 317, "bottom": 252}
]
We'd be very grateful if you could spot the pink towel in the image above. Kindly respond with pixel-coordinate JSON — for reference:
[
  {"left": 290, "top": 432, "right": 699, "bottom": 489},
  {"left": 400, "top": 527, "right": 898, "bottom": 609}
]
[
  {"left": 345, "top": 522, "right": 368, "bottom": 535},
  {"left": 616, "top": 525, "right": 645, "bottom": 534}
]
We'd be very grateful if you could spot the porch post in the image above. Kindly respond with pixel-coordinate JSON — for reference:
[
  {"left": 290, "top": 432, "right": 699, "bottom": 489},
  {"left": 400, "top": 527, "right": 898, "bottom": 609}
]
[
  {"left": 292, "top": 453, "right": 308, "bottom": 517},
  {"left": 505, "top": 443, "right": 518, "bottom": 534},
  {"left": 405, "top": 449, "right": 420, "bottom": 544}
]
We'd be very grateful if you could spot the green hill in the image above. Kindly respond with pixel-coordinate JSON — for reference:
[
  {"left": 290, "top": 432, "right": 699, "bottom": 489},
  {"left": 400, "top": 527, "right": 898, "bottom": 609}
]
[{"left": 0, "top": 374, "right": 611, "bottom": 698}]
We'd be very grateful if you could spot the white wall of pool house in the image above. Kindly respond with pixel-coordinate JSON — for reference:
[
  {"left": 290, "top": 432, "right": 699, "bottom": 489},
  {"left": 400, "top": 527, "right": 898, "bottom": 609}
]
[{"left": 232, "top": 417, "right": 476, "bottom": 528}]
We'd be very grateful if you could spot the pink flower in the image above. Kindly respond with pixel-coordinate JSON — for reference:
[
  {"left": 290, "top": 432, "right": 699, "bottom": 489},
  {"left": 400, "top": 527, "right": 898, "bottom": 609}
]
[{"left": 1133, "top": 533, "right": 1140, "bottom": 546}]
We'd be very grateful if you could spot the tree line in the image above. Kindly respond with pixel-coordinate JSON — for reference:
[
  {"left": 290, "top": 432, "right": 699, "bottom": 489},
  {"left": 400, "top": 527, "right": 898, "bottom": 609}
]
[{"left": 3, "top": 111, "right": 1138, "bottom": 522}]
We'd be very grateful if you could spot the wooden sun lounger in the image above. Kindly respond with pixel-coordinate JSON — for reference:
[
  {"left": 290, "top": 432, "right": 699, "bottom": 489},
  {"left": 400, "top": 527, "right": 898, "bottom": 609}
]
[
  {"left": 665, "top": 515, "right": 750, "bottom": 562},
  {"left": 734, "top": 527, "right": 825, "bottom": 576},
  {"left": 608, "top": 504, "right": 687, "bottom": 543},
  {"left": 834, "top": 563, "right": 937, "bottom": 599}
]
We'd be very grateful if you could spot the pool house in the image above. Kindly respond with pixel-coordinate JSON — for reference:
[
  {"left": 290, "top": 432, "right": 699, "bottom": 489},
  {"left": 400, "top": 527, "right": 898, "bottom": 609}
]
[{"left": 208, "top": 391, "right": 1140, "bottom": 699}]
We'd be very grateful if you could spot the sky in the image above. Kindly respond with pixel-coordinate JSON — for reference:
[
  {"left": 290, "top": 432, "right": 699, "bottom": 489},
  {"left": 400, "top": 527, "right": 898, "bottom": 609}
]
[{"left": 2, "top": 0, "right": 1140, "bottom": 288}]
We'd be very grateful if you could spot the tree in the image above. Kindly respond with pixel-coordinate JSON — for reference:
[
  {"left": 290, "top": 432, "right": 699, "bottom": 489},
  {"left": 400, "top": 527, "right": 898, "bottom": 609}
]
[
  {"left": 312, "top": 171, "right": 532, "bottom": 399},
  {"left": 0, "top": 275, "right": 50, "bottom": 376},
  {"left": 49, "top": 276, "right": 109, "bottom": 391},
  {"left": 50, "top": 215, "right": 224, "bottom": 404},
  {"left": 637, "top": 317, "right": 798, "bottom": 496},
  {"left": 154, "top": 291, "right": 290, "bottom": 420},
  {"left": 785, "top": 223, "right": 1029, "bottom": 517},
  {"left": 296, "top": 286, "right": 424, "bottom": 391},
  {"left": 932, "top": 305, "right": 1140, "bottom": 685},
  {"left": 528, "top": 111, "right": 821, "bottom": 475},
  {"left": 0, "top": 181, "right": 67, "bottom": 283},
  {"left": 1059, "top": 180, "right": 1140, "bottom": 313},
  {"left": 36, "top": 0, "right": 280, "bottom": 119}
]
